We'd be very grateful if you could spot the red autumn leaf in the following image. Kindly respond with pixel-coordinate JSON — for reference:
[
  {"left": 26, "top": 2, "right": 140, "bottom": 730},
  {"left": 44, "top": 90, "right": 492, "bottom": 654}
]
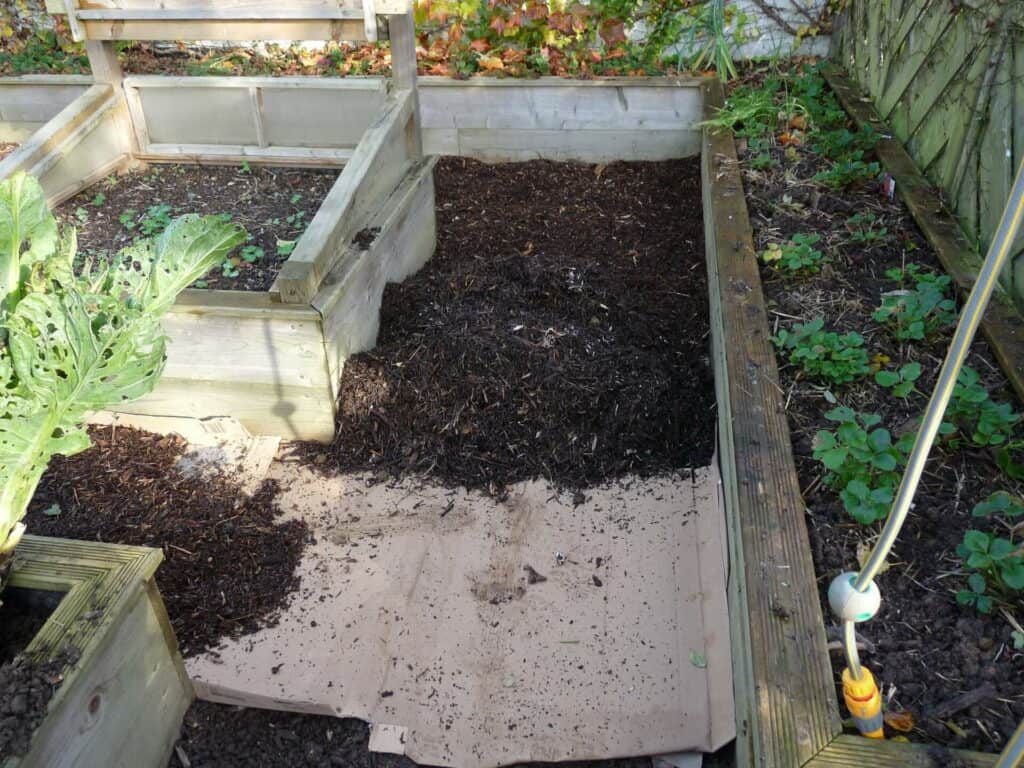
[
  {"left": 501, "top": 47, "right": 526, "bottom": 63},
  {"left": 507, "top": 9, "right": 524, "bottom": 29},
  {"left": 525, "top": 2, "right": 549, "bottom": 20},
  {"left": 427, "top": 63, "right": 455, "bottom": 76},
  {"left": 547, "top": 11, "right": 572, "bottom": 32},
  {"left": 448, "top": 21, "right": 464, "bottom": 43},
  {"left": 469, "top": 37, "right": 491, "bottom": 52},
  {"left": 604, "top": 46, "right": 627, "bottom": 60},
  {"left": 599, "top": 18, "right": 625, "bottom": 46},
  {"left": 478, "top": 55, "right": 505, "bottom": 70},
  {"left": 588, "top": 49, "right": 602, "bottom": 62},
  {"left": 489, "top": 15, "right": 506, "bottom": 34}
]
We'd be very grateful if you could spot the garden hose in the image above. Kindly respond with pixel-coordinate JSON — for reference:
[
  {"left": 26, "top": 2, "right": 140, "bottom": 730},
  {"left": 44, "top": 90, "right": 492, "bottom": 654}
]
[
  {"left": 829, "top": 154, "right": 1024, "bottom": 736},
  {"left": 996, "top": 720, "right": 1024, "bottom": 768}
]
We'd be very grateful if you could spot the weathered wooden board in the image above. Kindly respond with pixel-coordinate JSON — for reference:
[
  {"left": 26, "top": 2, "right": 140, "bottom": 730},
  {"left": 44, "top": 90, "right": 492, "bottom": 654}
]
[
  {"left": 701, "top": 79, "right": 841, "bottom": 768},
  {"left": 836, "top": 0, "right": 1024, "bottom": 307},
  {"left": 314, "top": 157, "right": 437, "bottom": 399},
  {"left": 5, "top": 536, "right": 190, "bottom": 768},
  {"left": 128, "top": 76, "right": 386, "bottom": 153},
  {"left": 0, "top": 83, "right": 132, "bottom": 205},
  {"left": 806, "top": 734, "right": 995, "bottom": 767},
  {"left": 0, "top": 76, "right": 91, "bottom": 137},
  {"left": 272, "top": 88, "right": 416, "bottom": 304},
  {"left": 418, "top": 76, "right": 704, "bottom": 161},
  {"left": 111, "top": 293, "right": 337, "bottom": 442}
]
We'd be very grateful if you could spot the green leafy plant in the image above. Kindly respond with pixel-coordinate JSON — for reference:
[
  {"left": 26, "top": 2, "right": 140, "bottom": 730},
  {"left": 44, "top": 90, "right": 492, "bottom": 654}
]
[
  {"left": 773, "top": 318, "right": 870, "bottom": 385},
  {"left": 942, "top": 365, "right": 1021, "bottom": 448},
  {"left": 139, "top": 203, "right": 173, "bottom": 236},
  {"left": 874, "top": 361, "right": 921, "bottom": 398},
  {"left": 74, "top": 206, "right": 89, "bottom": 224},
  {"left": 759, "top": 233, "right": 826, "bottom": 276},
  {"left": 277, "top": 239, "right": 297, "bottom": 257},
  {"left": 812, "top": 406, "right": 912, "bottom": 524},
  {"left": 91, "top": 192, "right": 106, "bottom": 208},
  {"left": 240, "top": 245, "right": 264, "bottom": 263},
  {"left": 812, "top": 156, "right": 880, "bottom": 189},
  {"left": 873, "top": 268, "right": 956, "bottom": 342},
  {"left": 956, "top": 529, "right": 1024, "bottom": 614},
  {"left": 0, "top": 173, "right": 243, "bottom": 576},
  {"left": 119, "top": 208, "right": 138, "bottom": 230},
  {"left": 846, "top": 212, "right": 888, "bottom": 246}
]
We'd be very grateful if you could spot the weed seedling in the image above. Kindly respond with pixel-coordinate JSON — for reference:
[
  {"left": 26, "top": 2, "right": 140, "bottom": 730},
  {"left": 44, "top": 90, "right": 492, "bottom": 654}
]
[
  {"left": 875, "top": 361, "right": 922, "bottom": 398},
  {"left": 221, "top": 259, "right": 240, "bottom": 278},
  {"left": 759, "top": 233, "right": 826, "bottom": 276},
  {"left": 846, "top": 212, "right": 888, "bottom": 246},
  {"left": 74, "top": 207, "right": 89, "bottom": 224},
  {"left": 239, "top": 160, "right": 252, "bottom": 174},
  {"left": 773, "top": 318, "right": 870, "bottom": 385},
  {"left": 91, "top": 192, "right": 106, "bottom": 208},
  {"left": 119, "top": 208, "right": 138, "bottom": 230},
  {"left": 276, "top": 239, "right": 297, "bottom": 257},
  {"left": 813, "top": 156, "right": 881, "bottom": 189},
  {"left": 139, "top": 204, "right": 173, "bottom": 236},
  {"left": 240, "top": 245, "right": 264, "bottom": 263}
]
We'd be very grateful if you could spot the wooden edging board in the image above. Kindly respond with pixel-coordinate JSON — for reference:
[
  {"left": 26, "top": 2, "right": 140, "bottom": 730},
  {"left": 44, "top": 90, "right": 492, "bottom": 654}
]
[
  {"left": 702, "top": 80, "right": 999, "bottom": 767},
  {"left": 3, "top": 535, "right": 191, "bottom": 768},
  {"left": 824, "top": 65, "right": 1024, "bottom": 403}
]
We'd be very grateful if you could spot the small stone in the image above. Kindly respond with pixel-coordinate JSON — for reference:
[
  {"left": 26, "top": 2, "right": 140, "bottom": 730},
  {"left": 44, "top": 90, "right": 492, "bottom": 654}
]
[{"left": 978, "top": 636, "right": 994, "bottom": 651}]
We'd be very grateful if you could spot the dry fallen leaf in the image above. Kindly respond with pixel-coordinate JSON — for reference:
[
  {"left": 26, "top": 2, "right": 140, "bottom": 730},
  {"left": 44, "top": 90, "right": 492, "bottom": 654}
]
[
  {"left": 884, "top": 710, "right": 916, "bottom": 733},
  {"left": 477, "top": 55, "right": 505, "bottom": 71}
]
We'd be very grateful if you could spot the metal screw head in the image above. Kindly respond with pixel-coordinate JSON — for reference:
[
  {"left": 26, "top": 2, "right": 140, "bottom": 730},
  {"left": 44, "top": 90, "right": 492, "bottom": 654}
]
[{"left": 555, "top": 551, "right": 566, "bottom": 566}]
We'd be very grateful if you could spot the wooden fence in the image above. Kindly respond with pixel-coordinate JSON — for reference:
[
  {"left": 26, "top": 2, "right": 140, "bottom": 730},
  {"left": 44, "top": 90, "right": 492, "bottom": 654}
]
[{"left": 834, "top": 0, "right": 1024, "bottom": 303}]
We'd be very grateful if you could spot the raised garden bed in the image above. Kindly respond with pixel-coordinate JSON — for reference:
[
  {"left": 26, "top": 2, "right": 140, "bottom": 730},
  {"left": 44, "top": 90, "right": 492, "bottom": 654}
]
[
  {"left": 54, "top": 164, "right": 338, "bottom": 292},
  {"left": 0, "top": 537, "right": 190, "bottom": 766},
  {"left": 704, "top": 63, "right": 1024, "bottom": 766}
]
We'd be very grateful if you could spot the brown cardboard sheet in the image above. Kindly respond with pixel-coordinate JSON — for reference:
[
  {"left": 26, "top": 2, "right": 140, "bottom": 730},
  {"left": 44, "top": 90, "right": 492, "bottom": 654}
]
[{"left": 187, "top": 463, "right": 733, "bottom": 768}]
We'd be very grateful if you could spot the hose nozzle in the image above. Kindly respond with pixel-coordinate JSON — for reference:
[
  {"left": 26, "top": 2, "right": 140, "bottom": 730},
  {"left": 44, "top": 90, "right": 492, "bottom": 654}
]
[{"left": 842, "top": 666, "right": 884, "bottom": 739}]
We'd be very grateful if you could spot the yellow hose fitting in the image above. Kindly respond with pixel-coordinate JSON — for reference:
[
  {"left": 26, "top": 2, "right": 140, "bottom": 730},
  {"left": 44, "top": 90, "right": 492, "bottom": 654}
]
[{"left": 842, "top": 667, "right": 885, "bottom": 739}]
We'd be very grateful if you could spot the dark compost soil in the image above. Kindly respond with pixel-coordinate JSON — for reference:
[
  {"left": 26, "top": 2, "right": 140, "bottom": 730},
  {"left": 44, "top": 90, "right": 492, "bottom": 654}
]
[
  {"left": 0, "top": 590, "right": 68, "bottom": 760},
  {"left": 304, "top": 156, "right": 713, "bottom": 492},
  {"left": 169, "top": 700, "right": 726, "bottom": 768},
  {"left": 737, "top": 78, "right": 1024, "bottom": 749},
  {"left": 54, "top": 164, "right": 337, "bottom": 291},
  {"left": 26, "top": 427, "right": 309, "bottom": 657}
]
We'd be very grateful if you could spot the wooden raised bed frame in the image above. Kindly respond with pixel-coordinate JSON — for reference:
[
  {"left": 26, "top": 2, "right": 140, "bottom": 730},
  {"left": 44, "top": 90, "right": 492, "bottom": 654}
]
[
  {"left": 0, "top": 0, "right": 432, "bottom": 442},
  {"left": 702, "top": 77, "right": 1008, "bottom": 766},
  {"left": 2, "top": 537, "right": 189, "bottom": 767}
]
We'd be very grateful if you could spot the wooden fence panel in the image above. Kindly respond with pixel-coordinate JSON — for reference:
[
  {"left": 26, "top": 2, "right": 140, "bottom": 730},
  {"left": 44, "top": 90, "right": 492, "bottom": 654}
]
[{"left": 836, "top": 1, "right": 1024, "bottom": 302}]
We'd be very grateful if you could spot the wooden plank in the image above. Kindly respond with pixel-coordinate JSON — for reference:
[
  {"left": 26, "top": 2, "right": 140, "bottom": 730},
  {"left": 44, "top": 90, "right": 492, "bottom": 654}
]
[
  {"left": 4, "top": 537, "right": 188, "bottom": 768},
  {"left": 123, "top": 74, "right": 385, "bottom": 90},
  {"left": 249, "top": 87, "right": 268, "bottom": 148},
  {"left": 701, "top": 80, "right": 841, "bottom": 768},
  {"left": 806, "top": 734, "right": 995, "bottom": 767},
  {"left": 46, "top": 0, "right": 363, "bottom": 12},
  {"left": 455, "top": 128, "right": 701, "bottom": 163},
  {"left": 78, "top": 19, "right": 367, "bottom": 41},
  {"left": 137, "top": 144, "right": 352, "bottom": 166},
  {"left": 0, "top": 81, "right": 90, "bottom": 123},
  {"left": 0, "top": 84, "right": 133, "bottom": 205},
  {"left": 108, "top": 299, "right": 337, "bottom": 441},
  {"left": 875, "top": 3, "right": 952, "bottom": 120},
  {"left": 272, "top": 88, "right": 415, "bottom": 303},
  {"left": 74, "top": 7, "right": 364, "bottom": 20},
  {"left": 827, "top": 66, "right": 1024, "bottom": 401},
  {"left": 314, "top": 157, "right": 437, "bottom": 398},
  {"left": 123, "top": 84, "right": 150, "bottom": 153}
]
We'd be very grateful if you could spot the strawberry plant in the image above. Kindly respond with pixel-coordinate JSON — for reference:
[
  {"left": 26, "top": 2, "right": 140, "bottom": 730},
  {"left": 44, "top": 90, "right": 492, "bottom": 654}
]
[
  {"left": 874, "top": 268, "right": 956, "bottom": 342},
  {"left": 941, "top": 365, "right": 1021, "bottom": 448},
  {"left": 0, "top": 173, "right": 243, "bottom": 587},
  {"left": 874, "top": 361, "right": 921, "bottom": 398},
  {"left": 812, "top": 406, "right": 913, "bottom": 524},
  {"left": 759, "top": 233, "right": 826, "bottom": 276},
  {"left": 139, "top": 203, "right": 173, "bottom": 236},
  {"left": 956, "top": 497, "right": 1024, "bottom": 614},
  {"left": 773, "top": 318, "right": 869, "bottom": 385}
]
